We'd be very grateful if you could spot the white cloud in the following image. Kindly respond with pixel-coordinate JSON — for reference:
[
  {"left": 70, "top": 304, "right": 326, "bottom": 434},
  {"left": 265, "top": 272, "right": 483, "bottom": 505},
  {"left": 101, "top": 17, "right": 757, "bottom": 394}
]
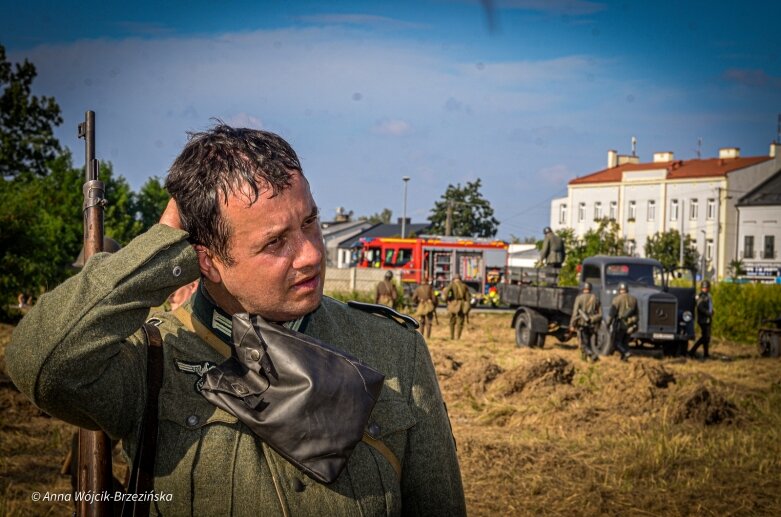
[{"left": 372, "top": 119, "right": 413, "bottom": 136}]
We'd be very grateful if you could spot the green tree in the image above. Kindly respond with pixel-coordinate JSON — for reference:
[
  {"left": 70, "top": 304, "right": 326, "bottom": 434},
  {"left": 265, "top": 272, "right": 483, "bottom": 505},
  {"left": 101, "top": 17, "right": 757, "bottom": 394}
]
[
  {"left": 0, "top": 44, "right": 63, "bottom": 178},
  {"left": 135, "top": 176, "right": 170, "bottom": 229},
  {"left": 558, "top": 219, "right": 627, "bottom": 285},
  {"left": 644, "top": 229, "right": 699, "bottom": 270},
  {"left": 361, "top": 208, "right": 393, "bottom": 224},
  {"left": 427, "top": 178, "right": 499, "bottom": 237}
]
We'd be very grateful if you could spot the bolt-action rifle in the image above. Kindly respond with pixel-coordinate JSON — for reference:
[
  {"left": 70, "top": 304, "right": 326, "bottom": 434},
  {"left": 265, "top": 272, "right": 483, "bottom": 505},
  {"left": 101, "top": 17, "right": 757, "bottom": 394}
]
[{"left": 76, "top": 111, "right": 113, "bottom": 516}]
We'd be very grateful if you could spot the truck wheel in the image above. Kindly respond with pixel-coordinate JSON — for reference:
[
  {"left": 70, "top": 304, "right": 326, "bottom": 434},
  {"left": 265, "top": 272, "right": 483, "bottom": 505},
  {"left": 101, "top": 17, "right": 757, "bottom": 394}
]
[
  {"left": 595, "top": 321, "right": 615, "bottom": 356},
  {"left": 515, "top": 311, "right": 540, "bottom": 348}
]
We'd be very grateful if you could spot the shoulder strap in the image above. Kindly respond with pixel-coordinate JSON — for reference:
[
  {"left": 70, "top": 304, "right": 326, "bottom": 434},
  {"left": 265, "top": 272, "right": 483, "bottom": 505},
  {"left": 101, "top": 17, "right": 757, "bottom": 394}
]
[
  {"left": 362, "top": 433, "right": 401, "bottom": 479},
  {"left": 122, "top": 322, "right": 164, "bottom": 517},
  {"left": 173, "top": 306, "right": 232, "bottom": 358},
  {"left": 347, "top": 300, "right": 419, "bottom": 330}
]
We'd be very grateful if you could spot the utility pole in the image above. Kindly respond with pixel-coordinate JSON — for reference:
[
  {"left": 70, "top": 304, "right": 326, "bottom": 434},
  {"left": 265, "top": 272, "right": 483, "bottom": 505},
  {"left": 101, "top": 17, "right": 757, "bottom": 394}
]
[
  {"left": 445, "top": 200, "right": 453, "bottom": 236},
  {"left": 401, "top": 176, "right": 410, "bottom": 238},
  {"left": 679, "top": 198, "right": 685, "bottom": 267}
]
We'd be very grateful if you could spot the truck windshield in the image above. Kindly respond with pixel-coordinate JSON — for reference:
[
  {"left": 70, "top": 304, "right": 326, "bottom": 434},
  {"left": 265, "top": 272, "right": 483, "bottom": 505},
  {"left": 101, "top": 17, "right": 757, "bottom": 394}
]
[{"left": 605, "top": 263, "right": 664, "bottom": 288}]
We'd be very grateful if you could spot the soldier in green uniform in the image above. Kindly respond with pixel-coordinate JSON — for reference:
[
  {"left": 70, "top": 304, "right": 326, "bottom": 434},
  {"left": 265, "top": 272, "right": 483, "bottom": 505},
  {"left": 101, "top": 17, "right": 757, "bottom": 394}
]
[
  {"left": 443, "top": 274, "right": 470, "bottom": 340},
  {"left": 375, "top": 270, "right": 398, "bottom": 307},
  {"left": 7, "top": 125, "right": 466, "bottom": 516},
  {"left": 609, "top": 282, "right": 636, "bottom": 361},
  {"left": 539, "top": 227, "right": 565, "bottom": 268},
  {"left": 569, "top": 281, "right": 602, "bottom": 362},
  {"left": 412, "top": 275, "right": 437, "bottom": 339},
  {"left": 688, "top": 280, "right": 714, "bottom": 359}
]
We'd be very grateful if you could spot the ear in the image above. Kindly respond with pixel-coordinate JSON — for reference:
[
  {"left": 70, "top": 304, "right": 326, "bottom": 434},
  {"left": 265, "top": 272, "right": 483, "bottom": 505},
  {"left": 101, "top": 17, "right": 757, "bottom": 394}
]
[{"left": 194, "top": 245, "right": 222, "bottom": 283}]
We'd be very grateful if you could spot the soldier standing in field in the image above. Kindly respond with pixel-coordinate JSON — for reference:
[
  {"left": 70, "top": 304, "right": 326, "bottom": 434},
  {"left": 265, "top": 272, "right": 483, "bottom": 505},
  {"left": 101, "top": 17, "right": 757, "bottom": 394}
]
[
  {"left": 688, "top": 280, "right": 714, "bottom": 359},
  {"left": 444, "top": 274, "right": 470, "bottom": 340},
  {"left": 539, "top": 226, "right": 565, "bottom": 268},
  {"left": 609, "top": 282, "right": 636, "bottom": 361},
  {"left": 7, "top": 124, "right": 466, "bottom": 515},
  {"left": 413, "top": 274, "right": 437, "bottom": 339},
  {"left": 374, "top": 270, "right": 397, "bottom": 307},
  {"left": 569, "top": 281, "right": 602, "bottom": 362}
]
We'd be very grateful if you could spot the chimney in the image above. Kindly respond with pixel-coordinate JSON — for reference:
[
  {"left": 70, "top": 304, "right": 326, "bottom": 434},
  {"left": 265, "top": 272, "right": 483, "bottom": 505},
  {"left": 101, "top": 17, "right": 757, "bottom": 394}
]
[
  {"left": 771, "top": 141, "right": 777, "bottom": 158},
  {"left": 653, "top": 151, "right": 674, "bottom": 163},
  {"left": 719, "top": 147, "right": 740, "bottom": 159},
  {"left": 607, "top": 150, "right": 618, "bottom": 168}
]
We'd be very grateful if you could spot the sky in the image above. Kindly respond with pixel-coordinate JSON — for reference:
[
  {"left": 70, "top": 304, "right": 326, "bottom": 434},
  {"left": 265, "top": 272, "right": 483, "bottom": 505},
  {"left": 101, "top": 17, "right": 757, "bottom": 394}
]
[{"left": 2, "top": 0, "right": 780, "bottom": 240}]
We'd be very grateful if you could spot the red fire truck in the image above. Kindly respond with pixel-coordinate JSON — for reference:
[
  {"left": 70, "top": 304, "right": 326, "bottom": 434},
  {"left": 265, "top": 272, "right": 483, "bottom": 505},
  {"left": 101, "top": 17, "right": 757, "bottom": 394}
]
[{"left": 350, "top": 236, "right": 508, "bottom": 296}]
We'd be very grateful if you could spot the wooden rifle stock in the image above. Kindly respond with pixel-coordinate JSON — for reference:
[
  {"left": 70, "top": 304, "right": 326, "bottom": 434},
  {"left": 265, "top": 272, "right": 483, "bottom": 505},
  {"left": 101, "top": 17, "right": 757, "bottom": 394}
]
[{"left": 77, "top": 111, "right": 113, "bottom": 516}]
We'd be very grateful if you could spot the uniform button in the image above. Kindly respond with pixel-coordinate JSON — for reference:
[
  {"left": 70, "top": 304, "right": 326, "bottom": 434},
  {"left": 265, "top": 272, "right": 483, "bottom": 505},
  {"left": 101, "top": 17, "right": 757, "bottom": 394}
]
[
  {"left": 172, "top": 265, "right": 182, "bottom": 277},
  {"left": 186, "top": 415, "right": 199, "bottom": 427},
  {"left": 293, "top": 478, "right": 305, "bottom": 492},
  {"left": 367, "top": 422, "right": 381, "bottom": 439},
  {"left": 249, "top": 349, "right": 261, "bottom": 361}
]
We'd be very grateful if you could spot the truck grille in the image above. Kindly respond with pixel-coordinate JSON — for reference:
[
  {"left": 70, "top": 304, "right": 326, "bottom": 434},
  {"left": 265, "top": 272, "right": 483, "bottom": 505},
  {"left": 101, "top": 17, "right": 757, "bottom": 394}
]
[{"left": 648, "top": 299, "right": 676, "bottom": 329}]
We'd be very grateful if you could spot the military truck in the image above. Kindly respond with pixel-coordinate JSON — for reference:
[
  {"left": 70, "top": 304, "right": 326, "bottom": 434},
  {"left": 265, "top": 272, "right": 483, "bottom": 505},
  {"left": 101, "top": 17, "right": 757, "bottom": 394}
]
[{"left": 499, "top": 256, "right": 696, "bottom": 356}]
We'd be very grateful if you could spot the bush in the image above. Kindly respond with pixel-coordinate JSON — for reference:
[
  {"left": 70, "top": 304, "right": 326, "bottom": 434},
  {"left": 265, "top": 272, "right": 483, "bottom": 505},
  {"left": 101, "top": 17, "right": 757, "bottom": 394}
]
[{"left": 711, "top": 283, "right": 781, "bottom": 343}]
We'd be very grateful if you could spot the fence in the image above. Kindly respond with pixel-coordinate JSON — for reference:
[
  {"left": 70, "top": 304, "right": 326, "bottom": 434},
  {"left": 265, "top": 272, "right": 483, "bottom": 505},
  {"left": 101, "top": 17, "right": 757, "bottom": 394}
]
[{"left": 323, "top": 267, "right": 389, "bottom": 294}]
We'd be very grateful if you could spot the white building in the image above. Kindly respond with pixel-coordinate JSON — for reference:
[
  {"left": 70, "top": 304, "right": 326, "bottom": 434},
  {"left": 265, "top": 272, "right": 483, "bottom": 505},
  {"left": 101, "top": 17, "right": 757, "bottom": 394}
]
[
  {"left": 551, "top": 144, "right": 781, "bottom": 279},
  {"left": 736, "top": 169, "right": 781, "bottom": 282}
]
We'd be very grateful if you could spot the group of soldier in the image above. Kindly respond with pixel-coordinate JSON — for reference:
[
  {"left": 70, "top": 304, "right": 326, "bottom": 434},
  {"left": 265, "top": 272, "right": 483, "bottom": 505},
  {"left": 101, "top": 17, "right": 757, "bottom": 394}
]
[{"left": 375, "top": 271, "right": 471, "bottom": 340}]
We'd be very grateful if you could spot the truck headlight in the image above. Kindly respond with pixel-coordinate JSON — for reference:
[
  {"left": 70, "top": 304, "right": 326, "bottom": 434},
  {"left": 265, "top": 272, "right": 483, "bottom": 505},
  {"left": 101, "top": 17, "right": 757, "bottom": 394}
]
[{"left": 682, "top": 311, "right": 693, "bottom": 323}]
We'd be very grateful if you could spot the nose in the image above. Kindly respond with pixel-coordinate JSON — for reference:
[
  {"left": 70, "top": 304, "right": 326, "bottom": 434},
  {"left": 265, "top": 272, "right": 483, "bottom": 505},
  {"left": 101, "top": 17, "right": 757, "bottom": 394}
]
[{"left": 291, "top": 230, "right": 324, "bottom": 271}]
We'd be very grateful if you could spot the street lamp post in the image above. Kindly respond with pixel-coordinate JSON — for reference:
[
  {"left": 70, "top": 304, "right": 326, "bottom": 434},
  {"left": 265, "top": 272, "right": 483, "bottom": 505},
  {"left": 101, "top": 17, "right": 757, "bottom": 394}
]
[{"left": 402, "top": 176, "right": 410, "bottom": 238}]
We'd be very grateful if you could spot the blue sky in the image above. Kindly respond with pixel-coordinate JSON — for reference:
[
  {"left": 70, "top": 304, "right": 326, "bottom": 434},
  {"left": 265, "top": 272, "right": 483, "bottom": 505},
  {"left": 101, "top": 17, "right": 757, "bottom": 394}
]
[{"left": 2, "top": 0, "right": 779, "bottom": 239}]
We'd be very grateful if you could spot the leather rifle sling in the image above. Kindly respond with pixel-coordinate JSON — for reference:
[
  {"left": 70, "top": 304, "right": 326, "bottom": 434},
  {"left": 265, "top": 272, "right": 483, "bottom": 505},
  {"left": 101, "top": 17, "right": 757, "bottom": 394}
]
[
  {"left": 172, "top": 307, "right": 402, "bottom": 479},
  {"left": 122, "top": 322, "right": 164, "bottom": 517}
]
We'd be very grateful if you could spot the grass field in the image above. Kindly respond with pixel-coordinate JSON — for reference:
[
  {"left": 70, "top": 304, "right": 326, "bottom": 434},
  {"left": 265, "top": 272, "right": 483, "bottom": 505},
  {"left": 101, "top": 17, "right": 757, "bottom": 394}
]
[{"left": 2, "top": 312, "right": 780, "bottom": 516}]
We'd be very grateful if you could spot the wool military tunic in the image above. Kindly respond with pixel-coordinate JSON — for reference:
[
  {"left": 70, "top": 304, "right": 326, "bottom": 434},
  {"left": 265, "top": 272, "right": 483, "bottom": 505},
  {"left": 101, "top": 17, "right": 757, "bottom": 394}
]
[{"left": 6, "top": 225, "right": 466, "bottom": 516}]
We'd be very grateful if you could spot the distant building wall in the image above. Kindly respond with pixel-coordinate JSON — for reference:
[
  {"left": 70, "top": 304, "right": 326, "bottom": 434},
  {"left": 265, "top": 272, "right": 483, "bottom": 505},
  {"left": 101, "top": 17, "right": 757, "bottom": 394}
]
[{"left": 323, "top": 267, "right": 388, "bottom": 293}]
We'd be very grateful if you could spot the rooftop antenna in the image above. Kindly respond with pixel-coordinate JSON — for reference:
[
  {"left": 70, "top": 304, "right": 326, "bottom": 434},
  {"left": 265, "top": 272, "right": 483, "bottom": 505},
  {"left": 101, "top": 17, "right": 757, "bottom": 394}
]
[
  {"left": 697, "top": 137, "right": 702, "bottom": 159},
  {"left": 631, "top": 136, "right": 637, "bottom": 157}
]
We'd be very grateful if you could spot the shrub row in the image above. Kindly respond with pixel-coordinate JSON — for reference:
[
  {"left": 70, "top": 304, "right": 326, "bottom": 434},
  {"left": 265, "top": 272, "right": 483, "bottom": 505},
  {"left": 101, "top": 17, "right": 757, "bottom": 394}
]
[{"left": 711, "top": 283, "right": 781, "bottom": 343}]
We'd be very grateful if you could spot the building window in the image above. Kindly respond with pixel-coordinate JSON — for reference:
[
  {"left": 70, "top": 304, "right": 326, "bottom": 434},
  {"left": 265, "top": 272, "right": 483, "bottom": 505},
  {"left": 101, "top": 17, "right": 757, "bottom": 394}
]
[
  {"left": 558, "top": 204, "right": 567, "bottom": 225},
  {"left": 764, "top": 235, "right": 776, "bottom": 259},
  {"left": 689, "top": 198, "right": 698, "bottom": 220},
  {"left": 578, "top": 202, "right": 585, "bottom": 222},
  {"left": 628, "top": 200, "right": 636, "bottom": 220},
  {"left": 706, "top": 239, "right": 713, "bottom": 261},
  {"left": 706, "top": 198, "right": 716, "bottom": 220},
  {"left": 609, "top": 201, "right": 617, "bottom": 220},
  {"left": 670, "top": 199, "right": 679, "bottom": 221},
  {"left": 594, "top": 202, "right": 603, "bottom": 220},
  {"left": 647, "top": 200, "right": 656, "bottom": 222},
  {"left": 744, "top": 235, "right": 754, "bottom": 259}
]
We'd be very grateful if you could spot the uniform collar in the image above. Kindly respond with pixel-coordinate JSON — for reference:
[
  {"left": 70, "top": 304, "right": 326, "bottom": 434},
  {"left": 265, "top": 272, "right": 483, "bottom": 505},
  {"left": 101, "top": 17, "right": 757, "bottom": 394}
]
[{"left": 191, "top": 281, "right": 308, "bottom": 347}]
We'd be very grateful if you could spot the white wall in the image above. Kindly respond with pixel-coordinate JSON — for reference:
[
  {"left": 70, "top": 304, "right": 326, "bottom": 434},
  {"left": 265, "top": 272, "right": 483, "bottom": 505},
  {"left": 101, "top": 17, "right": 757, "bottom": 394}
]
[{"left": 737, "top": 205, "right": 781, "bottom": 281}]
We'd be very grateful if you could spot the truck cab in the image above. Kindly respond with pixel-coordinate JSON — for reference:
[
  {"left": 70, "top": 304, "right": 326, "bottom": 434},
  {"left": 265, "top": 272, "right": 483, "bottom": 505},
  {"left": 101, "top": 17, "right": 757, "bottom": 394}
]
[{"left": 581, "top": 256, "right": 696, "bottom": 355}]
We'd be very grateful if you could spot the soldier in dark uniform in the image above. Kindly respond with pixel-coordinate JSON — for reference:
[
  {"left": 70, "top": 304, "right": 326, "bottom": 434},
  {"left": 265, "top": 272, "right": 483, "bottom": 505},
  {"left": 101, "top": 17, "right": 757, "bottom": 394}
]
[
  {"left": 569, "top": 282, "right": 602, "bottom": 362},
  {"left": 609, "top": 282, "right": 635, "bottom": 361},
  {"left": 540, "top": 226, "right": 565, "bottom": 268},
  {"left": 375, "top": 270, "right": 397, "bottom": 307},
  {"left": 7, "top": 124, "right": 466, "bottom": 515},
  {"left": 689, "top": 280, "right": 714, "bottom": 359},
  {"left": 443, "top": 274, "right": 470, "bottom": 340},
  {"left": 413, "top": 274, "right": 437, "bottom": 339}
]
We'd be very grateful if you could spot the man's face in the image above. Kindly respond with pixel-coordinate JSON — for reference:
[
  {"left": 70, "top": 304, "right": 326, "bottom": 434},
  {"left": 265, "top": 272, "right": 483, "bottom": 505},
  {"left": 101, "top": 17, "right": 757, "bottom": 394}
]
[{"left": 206, "top": 172, "right": 325, "bottom": 321}]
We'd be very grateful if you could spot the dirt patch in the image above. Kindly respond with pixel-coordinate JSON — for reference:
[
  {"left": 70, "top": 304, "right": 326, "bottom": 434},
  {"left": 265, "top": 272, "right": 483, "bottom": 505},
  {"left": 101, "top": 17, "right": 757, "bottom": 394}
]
[
  {"left": 430, "top": 349, "right": 463, "bottom": 379},
  {"left": 672, "top": 385, "right": 738, "bottom": 425},
  {"left": 493, "top": 356, "right": 575, "bottom": 397},
  {"left": 442, "top": 356, "right": 504, "bottom": 398}
]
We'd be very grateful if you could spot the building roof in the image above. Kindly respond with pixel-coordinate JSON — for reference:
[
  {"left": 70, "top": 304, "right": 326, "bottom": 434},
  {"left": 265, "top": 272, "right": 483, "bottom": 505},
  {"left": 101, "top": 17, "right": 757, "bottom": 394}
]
[
  {"left": 569, "top": 156, "right": 772, "bottom": 186},
  {"left": 336, "top": 222, "right": 432, "bottom": 248},
  {"left": 736, "top": 168, "right": 781, "bottom": 207}
]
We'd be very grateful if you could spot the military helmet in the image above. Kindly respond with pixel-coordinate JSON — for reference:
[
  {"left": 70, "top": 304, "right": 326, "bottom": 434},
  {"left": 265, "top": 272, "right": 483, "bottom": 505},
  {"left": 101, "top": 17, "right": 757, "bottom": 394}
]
[
  {"left": 618, "top": 282, "right": 628, "bottom": 292},
  {"left": 582, "top": 281, "right": 592, "bottom": 292},
  {"left": 384, "top": 270, "right": 393, "bottom": 280},
  {"left": 701, "top": 280, "right": 711, "bottom": 290},
  {"left": 543, "top": 226, "right": 552, "bottom": 234},
  {"left": 72, "top": 237, "right": 122, "bottom": 268}
]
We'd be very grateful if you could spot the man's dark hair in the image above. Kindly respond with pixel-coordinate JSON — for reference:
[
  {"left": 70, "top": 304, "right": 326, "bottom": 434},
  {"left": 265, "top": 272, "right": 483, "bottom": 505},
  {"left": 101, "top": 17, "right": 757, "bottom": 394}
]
[{"left": 165, "top": 124, "right": 303, "bottom": 265}]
